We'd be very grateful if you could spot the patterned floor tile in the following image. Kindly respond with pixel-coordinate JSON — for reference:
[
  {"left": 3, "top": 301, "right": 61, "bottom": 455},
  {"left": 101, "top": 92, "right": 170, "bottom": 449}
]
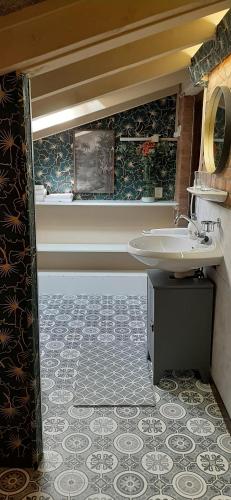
[
  {"left": 39, "top": 294, "right": 154, "bottom": 406},
  {"left": 0, "top": 295, "right": 230, "bottom": 500}
]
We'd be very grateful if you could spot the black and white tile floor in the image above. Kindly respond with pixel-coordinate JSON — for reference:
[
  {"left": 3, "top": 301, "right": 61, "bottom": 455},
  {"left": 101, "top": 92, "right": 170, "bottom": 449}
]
[
  {"left": 40, "top": 294, "right": 155, "bottom": 406},
  {"left": 0, "top": 294, "right": 230, "bottom": 500}
]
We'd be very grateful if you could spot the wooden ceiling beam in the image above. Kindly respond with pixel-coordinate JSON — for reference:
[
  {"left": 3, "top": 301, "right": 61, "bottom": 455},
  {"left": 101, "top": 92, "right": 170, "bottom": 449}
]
[
  {"left": 0, "top": 0, "right": 229, "bottom": 75},
  {"left": 32, "top": 72, "right": 187, "bottom": 139},
  {"left": 33, "top": 85, "right": 180, "bottom": 140},
  {"left": 31, "top": 51, "right": 191, "bottom": 117},
  {"left": 31, "top": 18, "right": 215, "bottom": 101}
]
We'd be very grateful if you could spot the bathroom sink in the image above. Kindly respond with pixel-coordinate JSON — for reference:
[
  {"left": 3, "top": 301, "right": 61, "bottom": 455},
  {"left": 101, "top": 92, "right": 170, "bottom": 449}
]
[
  {"left": 128, "top": 229, "right": 223, "bottom": 272},
  {"left": 142, "top": 227, "right": 188, "bottom": 236}
]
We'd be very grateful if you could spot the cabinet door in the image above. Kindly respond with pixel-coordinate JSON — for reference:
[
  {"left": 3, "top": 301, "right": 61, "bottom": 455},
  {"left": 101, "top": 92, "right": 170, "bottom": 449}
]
[
  {"left": 147, "top": 278, "right": 154, "bottom": 363},
  {"left": 154, "top": 288, "right": 213, "bottom": 372}
]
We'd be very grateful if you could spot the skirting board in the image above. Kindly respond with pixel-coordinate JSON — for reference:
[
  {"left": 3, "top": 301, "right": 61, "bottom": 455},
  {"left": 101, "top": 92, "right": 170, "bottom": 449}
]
[{"left": 38, "top": 271, "right": 147, "bottom": 296}]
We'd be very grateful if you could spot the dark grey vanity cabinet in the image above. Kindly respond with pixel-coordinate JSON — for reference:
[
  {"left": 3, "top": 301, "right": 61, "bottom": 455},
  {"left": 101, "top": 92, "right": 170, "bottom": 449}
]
[{"left": 147, "top": 270, "right": 214, "bottom": 384}]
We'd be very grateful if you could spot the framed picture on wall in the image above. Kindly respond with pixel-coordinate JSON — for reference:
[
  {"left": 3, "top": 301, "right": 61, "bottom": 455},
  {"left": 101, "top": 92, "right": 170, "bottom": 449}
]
[{"left": 74, "top": 130, "right": 114, "bottom": 193}]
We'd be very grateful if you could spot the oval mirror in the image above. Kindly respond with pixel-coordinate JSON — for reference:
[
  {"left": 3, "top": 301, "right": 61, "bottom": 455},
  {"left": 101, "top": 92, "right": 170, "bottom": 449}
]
[{"left": 204, "top": 86, "right": 231, "bottom": 173}]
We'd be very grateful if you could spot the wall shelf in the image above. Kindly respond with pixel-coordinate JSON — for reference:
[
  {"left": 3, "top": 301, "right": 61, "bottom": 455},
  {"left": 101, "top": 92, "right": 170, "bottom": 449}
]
[
  {"left": 37, "top": 243, "right": 128, "bottom": 253},
  {"left": 35, "top": 200, "right": 177, "bottom": 207},
  {"left": 119, "top": 137, "right": 178, "bottom": 142},
  {"left": 187, "top": 187, "right": 227, "bottom": 203}
]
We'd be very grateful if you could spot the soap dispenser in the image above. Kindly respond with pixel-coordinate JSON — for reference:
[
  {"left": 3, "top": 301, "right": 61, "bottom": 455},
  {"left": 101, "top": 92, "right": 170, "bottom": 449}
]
[{"left": 188, "top": 214, "right": 198, "bottom": 240}]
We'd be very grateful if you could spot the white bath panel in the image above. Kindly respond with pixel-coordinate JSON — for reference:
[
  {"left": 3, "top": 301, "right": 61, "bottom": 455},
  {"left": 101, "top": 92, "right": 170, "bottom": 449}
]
[{"left": 38, "top": 271, "right": 147, "bottom": 296}]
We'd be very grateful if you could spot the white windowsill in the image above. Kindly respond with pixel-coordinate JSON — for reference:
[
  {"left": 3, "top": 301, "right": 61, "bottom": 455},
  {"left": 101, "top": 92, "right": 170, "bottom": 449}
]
[{"left": 35, "top": 200, "right": 177, "bottom": 207}]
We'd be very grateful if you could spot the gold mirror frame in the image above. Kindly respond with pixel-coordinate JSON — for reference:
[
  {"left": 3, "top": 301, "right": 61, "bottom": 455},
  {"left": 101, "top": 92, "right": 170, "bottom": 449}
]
[{"left": 204, "top": 85, "right": 231, "bottom": 173}]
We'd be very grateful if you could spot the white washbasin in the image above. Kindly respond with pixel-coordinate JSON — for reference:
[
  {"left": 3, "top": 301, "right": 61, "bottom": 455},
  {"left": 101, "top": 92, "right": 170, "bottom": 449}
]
[
  {"left": 128, "top": 228, "right": 223, "bottom": 272},
  {"left": 142, "top": 227, "right": 188, "bottom": 236}
]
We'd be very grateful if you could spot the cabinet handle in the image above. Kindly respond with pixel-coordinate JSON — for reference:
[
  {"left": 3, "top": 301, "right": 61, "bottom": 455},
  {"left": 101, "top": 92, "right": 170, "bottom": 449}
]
[{"left": 150, "top": 322, "right": 154, "bottom": 332}]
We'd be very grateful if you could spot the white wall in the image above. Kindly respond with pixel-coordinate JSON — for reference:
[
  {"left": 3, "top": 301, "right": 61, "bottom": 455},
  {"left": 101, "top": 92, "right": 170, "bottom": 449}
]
[
  {"left": 35, "top": 204, "right": 175, "bottom": 244},
  {"left": 35, "top": 203, "right": 176, "bottom": 270},
  {"left": 197, "top": 198, "right": 231, "bottom": 417}
]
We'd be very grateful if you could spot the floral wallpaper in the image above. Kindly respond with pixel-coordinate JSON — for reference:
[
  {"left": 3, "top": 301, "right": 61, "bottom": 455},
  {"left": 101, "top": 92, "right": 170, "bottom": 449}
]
[
  {"left": 34, "top": 131, "right": 74, "bottom": 194},
  {"left": 33, "top": 96, "right": 177, "bottom": 200},
  {"left": 190, "top": 10, "right": 231, "bottom": 86},
  {"left": 0, "top": 72, "right": 42, "bottom": 467}
]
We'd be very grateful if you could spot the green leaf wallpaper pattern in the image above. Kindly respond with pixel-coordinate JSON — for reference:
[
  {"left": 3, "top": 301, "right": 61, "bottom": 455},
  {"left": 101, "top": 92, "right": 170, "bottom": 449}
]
[
  {"left": 190, "top": 10, "right": 231, "bottom": 86},
  {"left": 33, "top": 95, "right": 177, "bottom": 200},
  {"left": 0, "top": 72, "right": 42, "bottom": 468}
]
